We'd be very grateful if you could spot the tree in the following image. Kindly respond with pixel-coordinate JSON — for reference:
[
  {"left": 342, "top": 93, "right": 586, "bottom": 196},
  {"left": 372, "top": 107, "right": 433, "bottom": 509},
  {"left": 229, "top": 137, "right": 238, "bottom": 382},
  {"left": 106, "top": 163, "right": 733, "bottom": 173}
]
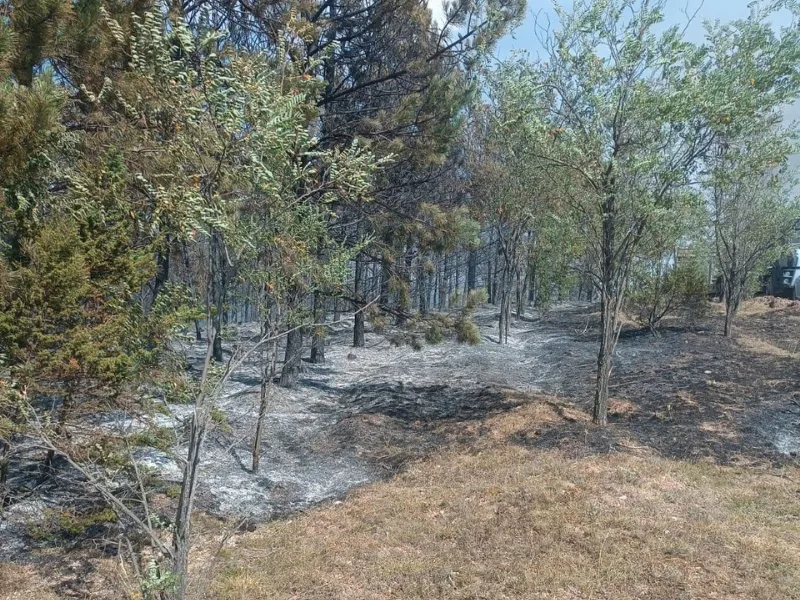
[
  {"left": 530, "top": 0, "right": 743, "bottom": 425},
  {"left": 709, "top": 129, "right": 799, "bottom": 336},
  {"left": 468, "top": 56, "right": 577, "bottom": 341},
  {"left": 697, "top": 5, "right": 800, "bottom": 336}
]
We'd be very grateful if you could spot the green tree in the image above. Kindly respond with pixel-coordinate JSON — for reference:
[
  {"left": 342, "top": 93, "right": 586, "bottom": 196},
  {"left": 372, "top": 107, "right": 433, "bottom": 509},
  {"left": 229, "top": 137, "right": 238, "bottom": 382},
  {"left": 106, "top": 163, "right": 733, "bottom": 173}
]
[{"left": 697, "top": 5, "right": 800, "bottom": 336}]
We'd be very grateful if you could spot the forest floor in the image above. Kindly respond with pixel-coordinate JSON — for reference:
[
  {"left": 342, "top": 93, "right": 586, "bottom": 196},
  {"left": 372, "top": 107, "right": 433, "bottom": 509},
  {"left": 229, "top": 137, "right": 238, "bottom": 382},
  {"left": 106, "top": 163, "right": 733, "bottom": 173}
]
[{"left": 2, "top": 298, "right": 800, "bottom": 599}]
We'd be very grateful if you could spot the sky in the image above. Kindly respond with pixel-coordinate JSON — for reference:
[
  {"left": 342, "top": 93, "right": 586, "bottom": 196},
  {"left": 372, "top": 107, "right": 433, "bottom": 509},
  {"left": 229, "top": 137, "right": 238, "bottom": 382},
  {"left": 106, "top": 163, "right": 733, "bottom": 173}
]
[{"left": 428, "top": 0, "right": 800, "bottom": 170}]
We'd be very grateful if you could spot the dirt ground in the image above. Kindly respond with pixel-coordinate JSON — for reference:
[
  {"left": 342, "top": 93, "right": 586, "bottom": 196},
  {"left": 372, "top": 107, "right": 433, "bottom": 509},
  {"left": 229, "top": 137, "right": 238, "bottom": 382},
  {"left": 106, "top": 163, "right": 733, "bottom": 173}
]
[{"left": 1, "top": 298, "right": 799, "bottom": 599}]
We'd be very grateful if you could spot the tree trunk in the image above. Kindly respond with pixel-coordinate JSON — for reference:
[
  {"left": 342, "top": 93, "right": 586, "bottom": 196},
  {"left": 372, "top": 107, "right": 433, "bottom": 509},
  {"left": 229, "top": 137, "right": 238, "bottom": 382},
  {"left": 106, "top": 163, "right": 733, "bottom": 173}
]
[
  {"left": 170, "top": 403, "right": 208, "bottom": 600},
  {"left": 379, "top": 257, "right": 391, "bottom": 308},
  {"left": 279, "top": 327, "right": 304, "bottom": 388},
  {"left": 498, "top": 265, "right": 512, "bottom": 344},
  {"left": 593, "top": 290, "right": 616, "bottom": 426},
  {"left": 211, "top": 232, "right": 225, "bottom": 363},
  {"left": 150, "top": 245, "right": 170, "bottom": 313},
  {"left": 310, "top": 292, "right": 326, "bottom": 363},
  {"left": 438, "top": 255, "right": 447, "bottom": 311},
  {"left": 723, "top": 284, "right": 740, "bottom": 337},
  {"left": 0, "top": 441, "right": 10, "bottom": 508},
  {"left": 181, "top": 242, "right": 203, "bottom": 341},
  {"left": 467, "top": 250, "right": 477, "bottom": 292},
  {"left": 353, "top": 255, "right": 365, "bottom": 347},
  {"left": 252, "top": 341, "right": 277, "bottom": 473},
  {"left": 417, "top": 255, "right": 428, "bottom": 315}
]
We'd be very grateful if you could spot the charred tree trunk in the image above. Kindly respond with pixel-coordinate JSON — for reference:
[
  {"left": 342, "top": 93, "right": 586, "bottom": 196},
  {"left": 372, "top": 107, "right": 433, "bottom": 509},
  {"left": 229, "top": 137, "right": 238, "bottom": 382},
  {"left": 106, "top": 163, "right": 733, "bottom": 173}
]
[
  {"left": 353, "top": 254, "right": 365, "bottom": 347},
  {"left": 723, "top": 274, "right": 741, "bottom": 337},
  {"left": 170, "top": 401, "right": 208, "bottom": 600},
  {"left": 438, "top": 254, "right": 448, "bottom": 311},
  {"left": 0, "top": 440, "right": 10, "bottom": 507},
  {"left": 181, "top": 242, "right": 202, "bottom": 341},
  {"left": 379, "top": 256, "right": 391, "bottom": 308},
  {"left": 487, "top": 256, "right": 494, "bottom": 304},
  {"left": 593, "top": 189, "right": 623, "bottom": 427},
  {"left": 593, "top": 288, "right": 617, "bottom": 426},
  {"left": 310, "top": 292, "right": 326, "bottom": 363},
  {"left": 211, "top": 231, "right": 225, "bottom": 363},
  {"left": 150, "top": 245, "right": 170, "bottom": 313},
  {"left": 396, "top": 246, "right": 413, "bottom": 326},
  {"left": 467, "top": 250, "right": 477, "bottom": 292},
  {"left": 252, "top": 340, "right": 278, "bottom": 473},
  {"left": 417, "top": 255, "right": 428, "bottom": 315}
]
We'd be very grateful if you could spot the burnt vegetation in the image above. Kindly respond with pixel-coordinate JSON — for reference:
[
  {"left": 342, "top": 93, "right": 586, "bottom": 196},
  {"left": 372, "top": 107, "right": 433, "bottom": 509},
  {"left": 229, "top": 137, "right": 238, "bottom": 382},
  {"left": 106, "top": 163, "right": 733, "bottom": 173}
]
[{"left": 2, "top": 0, "right": 800, "bottom": 598}]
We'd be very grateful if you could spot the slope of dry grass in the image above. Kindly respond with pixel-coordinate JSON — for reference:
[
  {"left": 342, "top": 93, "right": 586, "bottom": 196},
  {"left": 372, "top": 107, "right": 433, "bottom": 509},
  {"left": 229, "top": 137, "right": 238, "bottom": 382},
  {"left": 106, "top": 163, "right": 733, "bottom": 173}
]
[{"left": 209, "top": 402, "right": 800, "bottom": 600}]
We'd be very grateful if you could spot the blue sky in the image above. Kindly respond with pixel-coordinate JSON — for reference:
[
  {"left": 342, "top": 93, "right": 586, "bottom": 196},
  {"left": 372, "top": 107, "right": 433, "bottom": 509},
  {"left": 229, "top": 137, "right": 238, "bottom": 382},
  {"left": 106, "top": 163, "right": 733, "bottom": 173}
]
[
  {"left": 493, "top": 0, "right": 762, "bottom": 59},
  {"left": 492, "top": 0, "right": 800, "bottom": 127},
  {"left": 450, "top": 0, "right": 799, "bottom": 167}
]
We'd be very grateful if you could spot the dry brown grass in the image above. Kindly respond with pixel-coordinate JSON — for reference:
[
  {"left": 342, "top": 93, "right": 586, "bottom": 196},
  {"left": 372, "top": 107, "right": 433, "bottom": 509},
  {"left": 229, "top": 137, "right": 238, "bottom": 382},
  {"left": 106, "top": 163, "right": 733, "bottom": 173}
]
[
  {"left": 0, "top": 564, "right": 60, "bottom": 600},
  {"left": 208, "top": 402, "right": 800, "bottom": 600},
  {"left": 737, "top": 335, "right": 800, "bottom": 359}
]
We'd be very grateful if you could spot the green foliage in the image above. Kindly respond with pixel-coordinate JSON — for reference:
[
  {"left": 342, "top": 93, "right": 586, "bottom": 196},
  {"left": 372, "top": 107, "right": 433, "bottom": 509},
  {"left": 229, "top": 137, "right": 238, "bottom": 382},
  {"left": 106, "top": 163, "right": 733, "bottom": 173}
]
[
  {"left": 627, "top": 256, "right": 709, "bottom": 330},
  {"left": 424, "top": 314, "right": 451, "bottom": 345},
  {"left": 140, "top": 559, "right": 179, "bottom": 600},
  {"left": 130, "top": 426, "right": 174, "bottom": 452},
  {"left": 27, "top": 507, "right": 117, "bottom": 541},
  {"left": 210, "top": 406, "right": 232, "bottom": 434},
  {"left": 455, "top": 289, "right": 486, "bottom": 345}
]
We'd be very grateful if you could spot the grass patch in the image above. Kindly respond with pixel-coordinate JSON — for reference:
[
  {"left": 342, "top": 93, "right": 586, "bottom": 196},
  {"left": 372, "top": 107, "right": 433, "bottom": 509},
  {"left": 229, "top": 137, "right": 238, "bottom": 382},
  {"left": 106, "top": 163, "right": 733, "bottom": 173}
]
[
  {"left": 209, "top": 403, "right": 800, "bottom": 600},
  {"left": 129, "top": 426, "right": 175, "bottom": 451}
]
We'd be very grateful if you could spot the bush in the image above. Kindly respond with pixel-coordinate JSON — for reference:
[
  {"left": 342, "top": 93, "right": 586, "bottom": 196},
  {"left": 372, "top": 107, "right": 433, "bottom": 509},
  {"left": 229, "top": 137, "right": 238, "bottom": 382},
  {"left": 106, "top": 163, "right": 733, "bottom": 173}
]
[{"left": 627, "top": 257, "right": 709, "bottom": 331}]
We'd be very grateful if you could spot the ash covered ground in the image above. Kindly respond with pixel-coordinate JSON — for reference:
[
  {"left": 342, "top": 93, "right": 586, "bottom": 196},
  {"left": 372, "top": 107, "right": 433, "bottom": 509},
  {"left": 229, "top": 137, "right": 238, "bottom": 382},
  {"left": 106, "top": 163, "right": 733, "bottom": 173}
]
[
  {"left": 3, "top": 300, "right": 799, "bottom": 565},
  {"left": 146, "top": 301, "right": 800, "bottom": 521}
]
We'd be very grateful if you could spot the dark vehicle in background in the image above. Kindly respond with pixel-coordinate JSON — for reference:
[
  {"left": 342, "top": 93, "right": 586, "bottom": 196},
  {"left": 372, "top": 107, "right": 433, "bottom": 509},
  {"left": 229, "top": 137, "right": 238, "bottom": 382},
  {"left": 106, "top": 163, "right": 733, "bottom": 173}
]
[{"left": 764, "top": 218, "right": 800, "bottom": 299}]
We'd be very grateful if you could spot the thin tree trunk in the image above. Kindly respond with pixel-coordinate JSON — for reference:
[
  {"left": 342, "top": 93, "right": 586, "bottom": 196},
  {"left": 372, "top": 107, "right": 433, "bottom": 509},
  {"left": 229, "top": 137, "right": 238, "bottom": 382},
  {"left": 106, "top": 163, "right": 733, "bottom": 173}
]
[
  {"left": 417, "top": 255, "right": 428, "bottom": 315},
  {"left": 379, "top": 257, "right": 391, "bottom": 308},
  {"left": 170, "top": 402, "right": 208, "bottom": 600},
  {"left": 593, "top": 289, "right": 616, "bottom": 426},
  {"left": 150, "top": 245, "right": 170, "bottom": 313},
  {"left": 211, "top": 231, "right": 225, "bottom": 363},
  {"left": 0, "top": 441, "right": 10, "bottom": 507},
  {"left": 279, "top": 326, "right": 304, "bottom": 388},
  {"left": 310, "top": 292, "right": 326, "bottom": 363},
  {"left": 467, "top": 250, "right": 477, "bottom": 292},
  {"left": 723, "top": 282, "right": 740, "bottom": 337},
  {"left": 353, "top": 255, "right": 365, "bottom": 347},
  {"left": 252, "top": 340, "right": 277, "bottom": 473}
]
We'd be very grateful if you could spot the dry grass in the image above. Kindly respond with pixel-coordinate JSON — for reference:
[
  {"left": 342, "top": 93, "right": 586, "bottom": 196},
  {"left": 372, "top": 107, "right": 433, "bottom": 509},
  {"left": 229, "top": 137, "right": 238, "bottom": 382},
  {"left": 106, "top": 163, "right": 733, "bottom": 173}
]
[
  {"left": 208, "top": 402, "right": 800, "bottom": 600},
  {"left": 737, "top": 334, "right": 800, "bottom": 359},
  {"left": 0, "top": 564, "right": 60, "bottom": 600}
]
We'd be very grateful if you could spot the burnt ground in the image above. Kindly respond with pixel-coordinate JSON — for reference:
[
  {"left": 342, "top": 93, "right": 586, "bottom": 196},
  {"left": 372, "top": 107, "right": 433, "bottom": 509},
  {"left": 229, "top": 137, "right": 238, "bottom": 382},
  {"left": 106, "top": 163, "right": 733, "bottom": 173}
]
[
  {"left": 145, "top": 297, "right": 800, "bottom": 519},
  {"left": 2, "top": 299, "right": 800, "bottom": 598}
]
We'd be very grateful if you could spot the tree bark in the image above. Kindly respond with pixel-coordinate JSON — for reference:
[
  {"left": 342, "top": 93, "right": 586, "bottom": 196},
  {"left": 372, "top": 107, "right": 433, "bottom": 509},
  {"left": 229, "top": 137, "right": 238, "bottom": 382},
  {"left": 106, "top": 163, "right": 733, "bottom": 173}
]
[
  {"left": 417, "top": 255, "right": 428, "bottom": 315},
  {"left": 150, "top": 245, "right": 170, "bottom": 313},
  {"left": 310, "top": 292, "right": 326, "bottom": 363},
  {"left": 467, "top": 250, "right": 477, "bottom": 292},
  {"left": 593, "top": 290, "right": 616, "bottom": 426},
  {"left": 252, "top": 341, "right": 277, "bottom": 473},
  {"left": 170, "top": 402, "right": 208, "bottom": 600},
  {"left": 279, "top": 327, "right": 304, "bottom": 388},
  {"left": 353, "top": 255, "right": 365, "bottom": 347},
  {"left": 0, "top": 441, "right": 10, "bottom": 508},
  {"left": 211, "top": 231, "right": 225, "bottom": 363},
  {"left": 379, "top": 257, "right": 391, "bottom": 308}
]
